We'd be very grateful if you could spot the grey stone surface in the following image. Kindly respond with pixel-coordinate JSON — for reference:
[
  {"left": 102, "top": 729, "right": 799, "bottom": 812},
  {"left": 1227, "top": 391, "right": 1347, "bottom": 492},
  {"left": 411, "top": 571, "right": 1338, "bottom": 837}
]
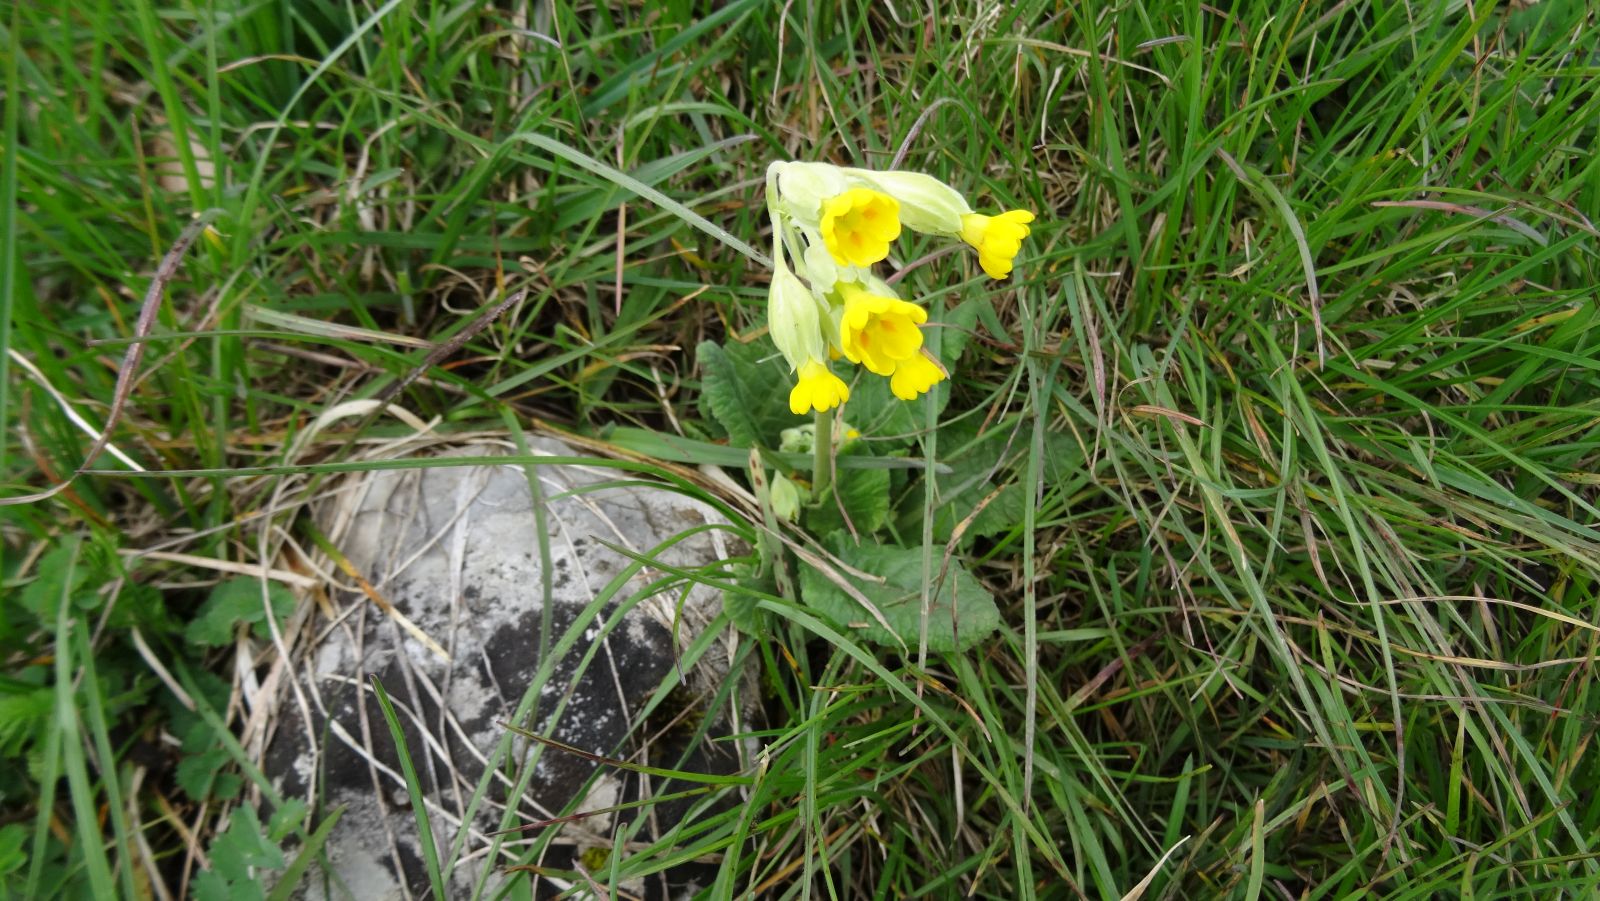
[{"left": 264, "top": 436, "right": 753, "bottom": 899}]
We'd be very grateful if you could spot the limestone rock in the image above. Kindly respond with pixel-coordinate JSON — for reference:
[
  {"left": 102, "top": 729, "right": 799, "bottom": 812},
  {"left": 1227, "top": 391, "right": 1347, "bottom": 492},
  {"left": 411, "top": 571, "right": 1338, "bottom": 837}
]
[{"left": 263, "top": 436, "right": 754, "bottom": 899}]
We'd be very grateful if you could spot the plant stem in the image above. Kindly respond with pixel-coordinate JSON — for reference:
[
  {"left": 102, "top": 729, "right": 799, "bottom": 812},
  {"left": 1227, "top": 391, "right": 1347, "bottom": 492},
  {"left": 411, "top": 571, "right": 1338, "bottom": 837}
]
[{"left": 812, "top": 409, "right": 833, "bottom": 502}]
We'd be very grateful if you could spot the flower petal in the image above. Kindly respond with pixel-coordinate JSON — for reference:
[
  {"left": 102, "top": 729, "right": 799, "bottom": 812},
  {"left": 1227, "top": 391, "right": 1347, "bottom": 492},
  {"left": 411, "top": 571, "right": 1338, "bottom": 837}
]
[{"left": 889, "top": 353, "right": 945, "bottom": 400}]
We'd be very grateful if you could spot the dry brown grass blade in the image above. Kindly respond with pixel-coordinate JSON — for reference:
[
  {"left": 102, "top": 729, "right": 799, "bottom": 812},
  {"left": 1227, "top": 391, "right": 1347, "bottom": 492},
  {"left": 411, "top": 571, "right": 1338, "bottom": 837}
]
[
  {"left": 1371, "top": 199, "right": 1548, "bottom": 244},
  {"left": 1, "top": 211, "right": 221, "bottom": 506},
  {"left": 374, "top": 288, "right": 529, "bottom": 405},
  {"left": 304, "top": 521, "right": 452, "bottom": 662}
]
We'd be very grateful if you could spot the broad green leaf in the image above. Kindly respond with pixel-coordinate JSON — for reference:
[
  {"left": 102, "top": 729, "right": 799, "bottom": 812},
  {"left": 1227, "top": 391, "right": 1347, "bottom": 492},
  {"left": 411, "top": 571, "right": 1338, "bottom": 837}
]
[
  {"left": 807, "top": 448, "right": 891, "bottom": 537},
  {"left": 185, "top": 578, "right": 296, "bottom": 648},
  {"left": 265, "top": 807, "right": 346, "bottom": 901},
  {"left": 697, "top": 340, "right": 803, "bottom": 447},
  {"left": 931, "top": 297, "right": 982, "bottom": 366},
  {"left": 177, "top": 748, "right": 240, "bottom": 801},
  {"left": 196, "top": 806, "right": 281, "bottom": 901},
  {"left": 799, "top": 537, "right": 1000, "bottom": 652},
  {"left": 17, "top": 544, "right": 92, "bottom": 620},
  {"left": 191, "top": 871, "right": 234, "bottom": 901},
  {"left": 843, "top": 372, "right": 919, "bottom": 442},
  {"left": 266, "top": 799, "right": 307, "bottom": 842},
  {"left": 219, "top": 807, "right": 284, "bottom": 871}
]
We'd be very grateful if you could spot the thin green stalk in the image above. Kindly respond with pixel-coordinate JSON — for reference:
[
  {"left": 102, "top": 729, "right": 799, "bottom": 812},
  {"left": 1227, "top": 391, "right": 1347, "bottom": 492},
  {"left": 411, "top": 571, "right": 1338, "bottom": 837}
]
[{"left": 812, "top": 409, "right": 833, "bottom": 502}]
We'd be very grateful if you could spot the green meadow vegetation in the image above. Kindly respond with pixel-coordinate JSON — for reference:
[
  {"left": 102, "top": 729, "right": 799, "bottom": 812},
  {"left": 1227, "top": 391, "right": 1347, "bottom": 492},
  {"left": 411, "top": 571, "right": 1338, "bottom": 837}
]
[{"left": 4, "top": 0, "right": 1600, "bottom": 897}]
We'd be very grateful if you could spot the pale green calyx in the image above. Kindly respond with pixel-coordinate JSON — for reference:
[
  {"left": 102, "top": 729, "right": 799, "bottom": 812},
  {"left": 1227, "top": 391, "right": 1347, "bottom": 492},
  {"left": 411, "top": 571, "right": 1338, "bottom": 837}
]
[
  {"left": 769, "top": 160, "right": 850, "bottom": 221},
  {"left": 800, "top": 229, "right": 841, "bottom": 294},
  {"left": 767, "top": 240, "right": 828, "bottom": 372}
]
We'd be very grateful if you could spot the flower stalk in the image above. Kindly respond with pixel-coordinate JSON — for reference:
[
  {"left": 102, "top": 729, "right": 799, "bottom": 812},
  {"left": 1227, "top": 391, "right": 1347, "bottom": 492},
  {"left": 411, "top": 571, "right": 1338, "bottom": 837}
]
[{"left": 811, "top": 409, "right": 834, "bottom": 503}]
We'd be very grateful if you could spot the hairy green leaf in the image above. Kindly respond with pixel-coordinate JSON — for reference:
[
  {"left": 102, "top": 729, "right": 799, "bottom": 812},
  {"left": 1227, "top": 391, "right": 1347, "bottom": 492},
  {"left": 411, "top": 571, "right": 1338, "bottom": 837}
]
[
  {"left": 800, "top": 536, "right": 1000, "bottom": 652},
  {"left": 698, "top": 340, "right": 803, "bottom": 447}
]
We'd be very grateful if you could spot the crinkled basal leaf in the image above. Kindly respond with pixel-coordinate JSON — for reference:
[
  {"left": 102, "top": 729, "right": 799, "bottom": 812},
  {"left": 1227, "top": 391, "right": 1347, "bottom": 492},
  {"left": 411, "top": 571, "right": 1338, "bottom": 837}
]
[
  {"left": 17, "top": 542, "right": 97, "bottom": 620},
  {"left": 1042, "top": 431, "right": 1087, "bottom": 485},
  {"left": 0, "top": 824, "right": 26, "bottom": 880},
  {"left": 697, "top": 340, "right": 803, "bottom": 447},
  {"left": 927, "top": 475, "right": 1024, "bottom": 543},
  {"left": 799, "top": 536, "right": 999, "bottom": 652},
  {"left": 806, "top": 450, "right": 891, "bottom": 537},
  {"left": 0, "top": 690, "right": 52, "bottom": 757}
]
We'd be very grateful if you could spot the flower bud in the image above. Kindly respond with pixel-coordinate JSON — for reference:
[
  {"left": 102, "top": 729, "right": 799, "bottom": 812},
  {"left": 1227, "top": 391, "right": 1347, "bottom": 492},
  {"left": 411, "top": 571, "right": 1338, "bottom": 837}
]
[
  {"left": 769, "top": 472, "right": 803, "bottom": 521},
  {"left": 779, "top": 424, "right": 815, "bottom": 454}
]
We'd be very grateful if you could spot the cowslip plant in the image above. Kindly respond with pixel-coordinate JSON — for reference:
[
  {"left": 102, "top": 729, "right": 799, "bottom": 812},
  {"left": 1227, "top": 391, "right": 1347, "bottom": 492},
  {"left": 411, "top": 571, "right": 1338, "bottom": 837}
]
[{"left": 711, "top": 160, "right": 1035, "bottom": 652}]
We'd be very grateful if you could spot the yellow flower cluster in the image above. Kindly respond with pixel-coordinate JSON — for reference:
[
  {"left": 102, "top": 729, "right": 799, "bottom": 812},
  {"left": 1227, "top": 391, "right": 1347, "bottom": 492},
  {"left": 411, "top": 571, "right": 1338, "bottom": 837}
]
[{"left": 763, "top": 161, "right": 1034, "bottom": 415}]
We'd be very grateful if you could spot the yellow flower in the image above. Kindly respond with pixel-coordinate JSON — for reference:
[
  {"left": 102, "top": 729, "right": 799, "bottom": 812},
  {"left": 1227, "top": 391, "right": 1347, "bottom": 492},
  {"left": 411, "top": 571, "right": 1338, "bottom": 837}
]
[
  {"left": 820, "top": 188, "right": 901, "bottom": 268},
  {"left": 959, "top": 210, "right": 1035, "bottom": 279},
  {"left": 843, "top": 169, "right": 970, "bottom": 234},
  {"left": 836, "top": 282, "right": 928, "bottom": 376},
  {"left": 889, "top": 351, "right": 945, "bottom": 400},
  {"left": 789, "top": 360, "right": 850, "bottom": 415}
]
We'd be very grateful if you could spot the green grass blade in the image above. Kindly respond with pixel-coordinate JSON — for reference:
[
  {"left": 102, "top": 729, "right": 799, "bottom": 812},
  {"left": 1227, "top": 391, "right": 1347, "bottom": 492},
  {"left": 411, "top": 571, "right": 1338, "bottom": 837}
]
[{"left": 368, "top": 677, "right": 449, "bottom": 900}]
